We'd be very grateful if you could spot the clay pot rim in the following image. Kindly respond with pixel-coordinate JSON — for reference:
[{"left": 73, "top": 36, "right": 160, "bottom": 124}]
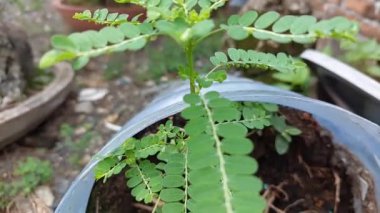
[{"left": 0, "top": 63, "right": 74, "bottom": 147}]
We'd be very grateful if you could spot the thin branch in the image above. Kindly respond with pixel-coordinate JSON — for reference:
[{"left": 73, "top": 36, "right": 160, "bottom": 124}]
[
  {"left": 152, "top": 197, "right": 161, "bottom": 213},
  {"left": 333, "top": 171, "right": 341, "bottom": 213},
  {"left": 298, "top": 155, "right": 313, "bottom": 178},
  {"left": 133, "top": 203, "right": 154, "bottom": 211},
  {"left": 284, "top": 198, "right": 305, "bottom": 212},
  {"left": 205, "top": 64, "right": 224, "bottom": 78}
]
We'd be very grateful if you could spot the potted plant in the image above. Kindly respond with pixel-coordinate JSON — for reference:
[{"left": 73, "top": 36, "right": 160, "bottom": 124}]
[
  {"left": 40, "top": 0, "right": 379, "bottom": 212},
  {"left": 53, "top": 0, "right": 146, "bottom": 31},
  {"left": 0, "top": 3, "right": 74, "bottom": 147},
  {"left": 301, "top": 39, "right": 380, "bottom": 125}
]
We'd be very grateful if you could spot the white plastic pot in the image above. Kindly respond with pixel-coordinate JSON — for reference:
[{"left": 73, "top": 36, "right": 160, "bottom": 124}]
[{"left": 55, "top": 77, "right": 380, "bottom": 212}]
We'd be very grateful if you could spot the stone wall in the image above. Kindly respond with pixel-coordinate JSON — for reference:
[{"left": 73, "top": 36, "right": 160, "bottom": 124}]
[{"left": 310, "top": 0, "right": 380, "bottom": 41}]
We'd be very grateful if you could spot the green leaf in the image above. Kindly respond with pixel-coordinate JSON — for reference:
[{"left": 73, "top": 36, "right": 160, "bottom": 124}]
[
  {"left": 183, "top": 94, "right": 201, "bottom": 104},
  {"left": 214, "top": 52, "right": 228, "bottom": 63},
  {"left": 239, "top": 11, "right": 258, "bottom": 26},
  {"left": 119, "top": 23, "right": 140, "bottom": 38},
  {"left": 290, "top": 15, "right": 317, "bottom": 34},
  {"left": 68, "top": 33, "right": 92, "bottom": 51},
  {"left": 139, "top": 23, "right": 154, "bottom": 34},
  {"left": 204, "top": 91, "right": 220, "bottom": 100},
  {"left": 208, "top": 70, "right": 227, "bottom": 83},
  {"left": 272, "top": 15, "right": 296, "bottom": 33},
  {"left": 188, "top": 152, "right": 218, "bottom": 169},
  {"left": 72, "top": 56, "right": 89, "bottom": 70},
  {"left": 83, "top": 30, "right": 107, "bottom": 48},
  {"left": 82, "top": 10, "right": 91, "bottom": 18},
  {"left": 107, "top": 12, "right": 118, "bottom": 21},
  {"left": 271, "top": 116, "right": 288, "bottom": 132},
  {"left": 198, "top": 0, "right": 210, "bottom": 8},
  {"left": 99, "top": 27, "right": 124, "bottom": 43},
  {"left": 227, "top": 26, "right": 249, "bottom": 40},
  {"left": 210, "top": 56, "right": 221, "bottom": 66},
  {"left": 217, "top": 123, "right": 248, "bottom": 138},
  {"left": 285, "top": 127, "right": 302, "bottom": 136},
  {"left": 254, "top": 11, "right": 280, "bottom": 29},
  {"left": 156, "top": 20, "right": 177, "bottom": 35},
  {"left": 213, "top": 107, "right": 240, "bottom": 122},
  {"left": 51, "top": 35, "right": 77, "bottom": 52},
  {"left": 192, "top": 20, "right": 215, "bottom": 37},
  {"left": 188, "top": 167, "right": 220, "bottom": 185},
  {"left": 94, "top": 156, "right": 118, "bottom": 180},
  {"left": 225, "top": 155, "right": 258, "bottom": 174},
  {"left": 162, "top": 202, "right": 184, "bottom": 213},
  {"left": 181, "top": 105, "right": 206, "bottom": 119},
  {"left": 229, "top": 175, "right": 262, "bottom": 192},
  {"left": 228, "top": 14, "right": 240, "bottom": 25},
  {"left": 221, "top": 138, "right": 254, "bottom": 155},
  {"left": 98, "top": 8, "right": 109, "bottom": 21},
  {"left": 127, "top": 176, "right": 142, "bottom": 187},
  {"left": 121, "top": 138, "right": 136, "bottom": 150},
  {"left": 39, "top": 50, "right": 76, "bottom": 69},
  {"left": 185, "top": 0, "right": 197, "bottom": 10},
  {"left": 162, "top": 175, "right": 185, "bottom": 188},
  {"left": 188, "top": 182, "right": 223, "bottom": 202},
  {"left": 227, "top": 48, "right": 240, "bottom": 61},
  {"left": 208, "top": 97, "right": 232, "bottom": 108},
  {"left": 275, "top": 135, "right": 289, "bottom": 155},
  {"left": 160, "top": 188, "right": 185, "bottom": 202},
  {"left": 164, "top": 163, "right": 185, "bottom": 175},
  {"left": 184, "top": 117, "right": 209, "bottom": 136},
  {"left": 196, "top": 78, "right": 212, "bottom": 88},
  {"left": 261, "top": 103, "right": 279, "bottom": 112},
  {"left": 121, "top": 37, "right": 147, "bottom": 50}
]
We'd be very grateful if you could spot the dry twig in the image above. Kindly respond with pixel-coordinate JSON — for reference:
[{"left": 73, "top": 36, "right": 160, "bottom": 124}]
[
  {"left": 298, "top": 155, "right": 313, "bottom": 178},
  {"left": 263, "top": 181, "right": 288, "bottom": 213},
  {"left": 291, "top": 173, "right": 305, "bottom": 188},
  {"left": 333, "top": 171, "right": 341, "bottom": 213},
  {"left": 284, "top": 198, "right": 305, "bottom": 212},
  {"left": 133, "top": 203, "right": 154, "bottom": 212}
]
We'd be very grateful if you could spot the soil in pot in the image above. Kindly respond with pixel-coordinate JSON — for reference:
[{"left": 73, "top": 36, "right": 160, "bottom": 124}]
[{"left": 87, "top": 106, "right": 377, "bottom": 213}]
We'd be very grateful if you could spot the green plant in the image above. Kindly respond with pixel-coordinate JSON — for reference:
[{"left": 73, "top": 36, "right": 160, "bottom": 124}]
[
  {"left": 59, "top": 123, "right": 96, "bottom": 166},
  {"left": 40, "top": 0, "right": 357, "bottom": 212},
  {"left": 0, "top": 157, "right": 53, "bottom": 209},
  {"left": 324, "top": 39, "right": 380, "bottom": 79},
  {"left": 142, "top": 34, "right": 222, "bottom": 80}
]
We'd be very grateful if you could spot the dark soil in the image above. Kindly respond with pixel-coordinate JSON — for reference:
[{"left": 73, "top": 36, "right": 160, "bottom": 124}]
[{"left": 87, "top": 107, "right": 377, "bottom": 213}]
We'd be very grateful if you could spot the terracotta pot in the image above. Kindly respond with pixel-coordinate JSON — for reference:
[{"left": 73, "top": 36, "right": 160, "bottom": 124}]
[
  {"left": 0, "top": 63, "right": 74, "bottom": 148},
  {"left": 52, "top": 0, "right": 146, "bottom": 31}
]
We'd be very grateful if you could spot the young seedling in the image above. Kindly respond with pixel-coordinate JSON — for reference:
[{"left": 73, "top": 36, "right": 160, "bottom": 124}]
[{"left": 40, "top": 1, "right": 357, "bottom": 212}]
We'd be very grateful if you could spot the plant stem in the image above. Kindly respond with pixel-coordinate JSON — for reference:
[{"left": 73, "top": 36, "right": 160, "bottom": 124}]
[{"left": 185, "top": 42, "right": 196, "bottom": 93}]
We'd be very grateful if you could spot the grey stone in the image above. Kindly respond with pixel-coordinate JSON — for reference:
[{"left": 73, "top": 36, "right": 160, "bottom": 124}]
[
  {"left": 35, "top": 185, "right": 55, "bottom": 207},
  {"left": 74, "top": 102, "right": 94, "bottom": 114}
]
